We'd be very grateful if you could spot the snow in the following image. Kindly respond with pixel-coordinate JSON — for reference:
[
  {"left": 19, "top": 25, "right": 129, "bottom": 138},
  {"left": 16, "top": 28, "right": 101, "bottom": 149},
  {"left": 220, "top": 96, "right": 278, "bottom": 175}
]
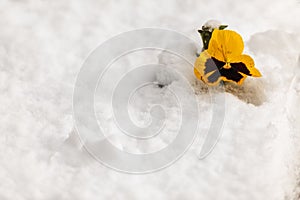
[
  {"left": 0, "top": 0, "right": 300, "bottom": 200},
  {"left": 202, "top": 20, "right": 222, "bottom": 31}
]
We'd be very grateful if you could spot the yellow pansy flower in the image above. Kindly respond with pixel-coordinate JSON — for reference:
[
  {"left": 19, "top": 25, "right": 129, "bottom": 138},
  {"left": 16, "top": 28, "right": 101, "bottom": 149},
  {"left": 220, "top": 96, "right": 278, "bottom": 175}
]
[{"left": 194, "top": 29, "right": 262, "bottom": 86}]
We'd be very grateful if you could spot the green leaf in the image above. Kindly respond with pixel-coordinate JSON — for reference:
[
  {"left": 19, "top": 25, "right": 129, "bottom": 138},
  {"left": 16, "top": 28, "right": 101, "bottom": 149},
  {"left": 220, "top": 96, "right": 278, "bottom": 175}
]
[{"left": 219, "top": 25, "right": 228, "bottom": 30}]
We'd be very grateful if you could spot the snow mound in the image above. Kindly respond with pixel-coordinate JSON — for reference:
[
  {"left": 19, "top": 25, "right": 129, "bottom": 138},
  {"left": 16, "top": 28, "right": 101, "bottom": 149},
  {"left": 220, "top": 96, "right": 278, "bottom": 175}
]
[{"left": 202, "top": 20, "right": 222, "bottom": 31}]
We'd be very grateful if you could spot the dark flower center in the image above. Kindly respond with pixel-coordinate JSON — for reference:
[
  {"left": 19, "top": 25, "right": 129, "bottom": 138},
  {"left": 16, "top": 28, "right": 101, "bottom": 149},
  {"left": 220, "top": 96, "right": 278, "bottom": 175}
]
[{"left": 204, "top": 57, "right": 251, "bottom": 83}]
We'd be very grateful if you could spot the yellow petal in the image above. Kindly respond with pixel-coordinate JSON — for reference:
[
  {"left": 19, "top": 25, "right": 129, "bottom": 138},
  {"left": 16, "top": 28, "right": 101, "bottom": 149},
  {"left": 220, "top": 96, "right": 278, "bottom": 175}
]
[
  {"left": 203, "top": 70, "right": 223, "bottom": 86},
  {"left": 207, "top": 30, "right": 244, "bottom": 62},
  {"left": 221, "top": 74, "right": 247, "bottom": 85},
  {"left": 194, "top": 50, "right": 223, "bottom": 85},
  {"left": 230, "top": 54, "right": 262, "bottom": 77},
  {"left": 194, "top": 50, "right": 210, "bottom": 80}
]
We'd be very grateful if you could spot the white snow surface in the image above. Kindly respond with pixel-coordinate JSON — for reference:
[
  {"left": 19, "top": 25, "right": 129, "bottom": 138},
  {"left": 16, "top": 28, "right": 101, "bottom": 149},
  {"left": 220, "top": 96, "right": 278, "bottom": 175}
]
[
  {"left": 1, "top": 0, "right": 300, "bottom": 200},
  {"left": 202, "top": 19, "right": 222, "bottom": 31}
]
